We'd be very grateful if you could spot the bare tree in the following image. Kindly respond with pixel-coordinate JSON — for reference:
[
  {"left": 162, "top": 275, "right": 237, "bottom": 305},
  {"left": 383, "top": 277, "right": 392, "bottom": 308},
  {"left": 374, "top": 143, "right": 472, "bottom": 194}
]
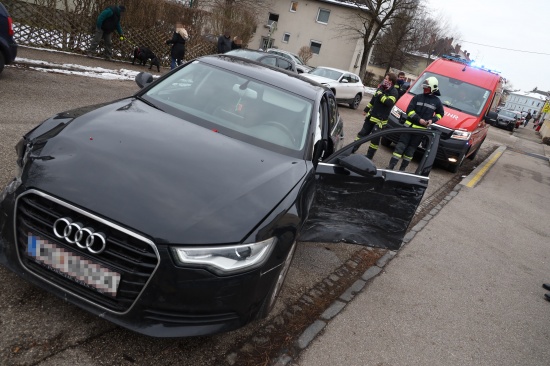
[
  {"left": 334, "top": 0, "right": 420, "bottom": 79},
  {"left": 298, "top": 46, "right": 313, "bottom": 64}
]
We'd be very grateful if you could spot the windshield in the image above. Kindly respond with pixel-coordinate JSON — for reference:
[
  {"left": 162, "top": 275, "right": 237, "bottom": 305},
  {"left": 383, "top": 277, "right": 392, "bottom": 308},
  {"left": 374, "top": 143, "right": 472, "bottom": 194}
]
[
  {"left": 409, "top": 72, "right": 490, "bottom": 116},
  {"left": 500, "top": 110, "right": 518, "bottom": 119},
  {"left": 308, "top": 68, "right": 343, "bottom": 81},
  {"left": 224, "top": 49, "right": 263, "bottom": 61},
  {"left": 141, "top": 61, "right": 314, "bottom": 154}
]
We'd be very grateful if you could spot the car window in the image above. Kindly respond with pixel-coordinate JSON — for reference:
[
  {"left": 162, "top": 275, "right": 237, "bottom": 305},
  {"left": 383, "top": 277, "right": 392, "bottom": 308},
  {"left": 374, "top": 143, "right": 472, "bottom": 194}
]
[
  {"left": 409, "top": 71, "right": 490, "bottom": 116},
  {"left": 327, "top": 94, "right": 338, "bottom": 131},
  {"left": 260, "top": 56, "right": 277, "bottom": 67},
  {"left": 309, "top": 68, "right": 343, "bottom": 81},
  {"left": 276, "top": 59, "right": 294, "bottom": 71},
  {"left": 141, "top": 61, "right": 314, "bottom": 155}
]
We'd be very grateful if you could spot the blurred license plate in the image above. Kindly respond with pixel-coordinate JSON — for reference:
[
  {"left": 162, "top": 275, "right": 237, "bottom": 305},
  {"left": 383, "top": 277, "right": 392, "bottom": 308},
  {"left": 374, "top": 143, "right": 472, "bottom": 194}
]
[{"left": 26, "top": 234, "right": 120, "bottom": 297}]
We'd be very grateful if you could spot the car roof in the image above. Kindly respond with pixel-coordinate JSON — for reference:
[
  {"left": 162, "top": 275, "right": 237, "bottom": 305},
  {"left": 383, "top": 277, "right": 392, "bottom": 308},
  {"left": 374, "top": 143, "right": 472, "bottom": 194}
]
[
  {"left": 313, "top": 66, "right": 359, "bottom": 76},
  {"left": 197, "top": 55, "right": 327, "bottom": 100}
]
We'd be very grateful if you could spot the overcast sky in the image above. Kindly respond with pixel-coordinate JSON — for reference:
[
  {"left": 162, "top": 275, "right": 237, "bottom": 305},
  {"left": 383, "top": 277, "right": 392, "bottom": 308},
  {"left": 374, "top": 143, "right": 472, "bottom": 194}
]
[{"left": 425, "top": 0, "right": 550, "bottom": 93}]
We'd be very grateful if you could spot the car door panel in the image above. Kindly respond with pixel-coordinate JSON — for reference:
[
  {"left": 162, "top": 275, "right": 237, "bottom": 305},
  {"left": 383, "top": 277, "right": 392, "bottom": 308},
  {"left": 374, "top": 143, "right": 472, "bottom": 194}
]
[{"left": 300, "top": 128, "right": 440, "bottom": 250}]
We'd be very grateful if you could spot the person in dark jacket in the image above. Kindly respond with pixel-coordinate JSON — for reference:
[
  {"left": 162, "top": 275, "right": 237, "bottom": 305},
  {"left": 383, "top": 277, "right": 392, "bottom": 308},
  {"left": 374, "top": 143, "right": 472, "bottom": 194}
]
[
  {"left": 166, "top": 22, "right": 188, "bottom": 70},
  {"left": 395, "top": 71, "right": 409, "bottom": 100},
  {"left": 387, "top": 76, "right": 444, "bottom": 171},
  {"left": 351, "top": 73, "right": 399, "bottom": 159},
  {"left": 524, "top": 112, "right": 532, "bottom": 127},
  {"left": 86, "top": 5, "right": 126, "bottom": 60},
  {"left": 217, "top": 30, "right": 231, "bottom": 54}
]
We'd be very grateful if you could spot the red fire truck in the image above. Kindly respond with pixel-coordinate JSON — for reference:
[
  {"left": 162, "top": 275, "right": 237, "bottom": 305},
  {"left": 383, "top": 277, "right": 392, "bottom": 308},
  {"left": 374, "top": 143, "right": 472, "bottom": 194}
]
[{"left": 384, "top": 54, "right": 504, "bottom": 172}]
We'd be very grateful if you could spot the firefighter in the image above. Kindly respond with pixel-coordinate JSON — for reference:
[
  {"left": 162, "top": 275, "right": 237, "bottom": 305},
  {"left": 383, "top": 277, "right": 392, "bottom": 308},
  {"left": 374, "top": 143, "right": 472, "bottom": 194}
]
[
  {"left": 387, "top": 76, "right": 444, "bottom": 171},
  {"left": 351, "top": 73, "right": 399, "bottom": 159}
]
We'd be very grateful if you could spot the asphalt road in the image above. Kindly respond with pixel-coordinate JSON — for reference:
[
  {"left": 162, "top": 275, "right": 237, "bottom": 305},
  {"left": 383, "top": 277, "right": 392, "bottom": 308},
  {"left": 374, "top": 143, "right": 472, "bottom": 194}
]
[{"left": 0, "top": 53, "right": 508, "bottom": 365}]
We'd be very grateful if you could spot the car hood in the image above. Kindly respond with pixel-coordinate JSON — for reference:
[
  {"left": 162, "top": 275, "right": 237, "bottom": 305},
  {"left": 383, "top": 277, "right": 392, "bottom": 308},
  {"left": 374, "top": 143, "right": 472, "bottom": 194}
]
[
  {"left": 22, "top": 99, "right": 308, "bottom": 244},
  {"left": 435, "top": 109, "right": 480, "bottom": 131},
  {"left": 301, "top": 74, "right": 335, "bottom": 85}
]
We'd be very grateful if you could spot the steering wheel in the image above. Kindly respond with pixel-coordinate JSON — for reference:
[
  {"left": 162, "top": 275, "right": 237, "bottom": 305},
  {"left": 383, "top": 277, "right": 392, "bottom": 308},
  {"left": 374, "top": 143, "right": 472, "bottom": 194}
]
[{"left": 263, "top": 121, "right": 296, "bottom": 146}]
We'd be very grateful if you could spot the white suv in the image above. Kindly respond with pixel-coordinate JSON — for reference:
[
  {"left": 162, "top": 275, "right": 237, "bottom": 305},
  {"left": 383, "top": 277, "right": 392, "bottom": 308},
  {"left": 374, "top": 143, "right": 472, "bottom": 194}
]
[
  {"left": 266, "top": 48, "right": 312, "bottom": 74},
  {"left": 301, "top": 66, "right": 365, "bottom": 109}
]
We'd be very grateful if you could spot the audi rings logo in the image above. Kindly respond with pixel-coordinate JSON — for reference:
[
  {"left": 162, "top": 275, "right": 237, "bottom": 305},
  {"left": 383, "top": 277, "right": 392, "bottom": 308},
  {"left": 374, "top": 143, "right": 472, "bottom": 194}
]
[{"left": 53, "top": 217, "right": 107, "bottom": 254}]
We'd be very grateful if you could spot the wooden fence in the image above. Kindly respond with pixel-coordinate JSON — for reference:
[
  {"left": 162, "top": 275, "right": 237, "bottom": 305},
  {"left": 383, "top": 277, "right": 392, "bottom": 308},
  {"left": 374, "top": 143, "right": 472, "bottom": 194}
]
[{"left": 3, "top": 0, "right": 224, "bottom": 65}]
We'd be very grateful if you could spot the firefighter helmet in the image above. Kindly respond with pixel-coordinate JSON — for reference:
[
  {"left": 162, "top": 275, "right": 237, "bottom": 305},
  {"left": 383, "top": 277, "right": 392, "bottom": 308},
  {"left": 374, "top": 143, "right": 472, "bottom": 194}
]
[{"left": 422, "top": 76, "right": 439, "bottom": 94}]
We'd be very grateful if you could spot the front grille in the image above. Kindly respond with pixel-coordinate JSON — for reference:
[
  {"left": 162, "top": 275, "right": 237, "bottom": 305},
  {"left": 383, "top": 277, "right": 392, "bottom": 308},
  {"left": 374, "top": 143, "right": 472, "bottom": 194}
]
[{"left": 15, "top": 190, "right": 159, "bottom": 313}]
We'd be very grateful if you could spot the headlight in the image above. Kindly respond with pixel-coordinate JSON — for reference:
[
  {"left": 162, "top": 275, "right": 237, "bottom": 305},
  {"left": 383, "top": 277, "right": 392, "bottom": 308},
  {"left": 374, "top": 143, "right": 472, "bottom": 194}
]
[
  {"left": 451, "top": 130, "right": 471, "bottom": 140},
  {"left": 171, "top": 237, "right": 276, "bottom": 275},
  {"left": 390, "top": 105, "right": 404, "bottom": 119}
]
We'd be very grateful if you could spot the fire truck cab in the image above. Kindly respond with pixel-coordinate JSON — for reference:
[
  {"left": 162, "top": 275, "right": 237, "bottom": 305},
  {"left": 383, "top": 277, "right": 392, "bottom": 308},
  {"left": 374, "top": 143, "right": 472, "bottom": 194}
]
[{"left": 384, "top": 55, "right": 503, "bottom": 173}]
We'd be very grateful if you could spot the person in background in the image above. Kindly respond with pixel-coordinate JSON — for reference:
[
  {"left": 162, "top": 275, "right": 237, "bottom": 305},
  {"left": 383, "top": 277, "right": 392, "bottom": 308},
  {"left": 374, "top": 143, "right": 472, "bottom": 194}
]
[
  {"left": 217, "top": 30, "right": 231, "bottom": 54},
  {"left": 351, "top": 73, "right": 399, "bottom": 159},
  {"left": 387, "top": 76, "right": 444, "bottom": 172},
  {"left": 524, "top": 111, "right": 532, "bottom": 127},
  {"left": 87, "top": 5, "right": 126, "bottom": 60},
  {"left": 231, "top": 36, "right": 243, "bottom": 50},
  {"left": 396, "top": 71, "right": 409, "bottom": 100},
  {"left": 166, "top": 22, "right": 189, "bottom": 70}
]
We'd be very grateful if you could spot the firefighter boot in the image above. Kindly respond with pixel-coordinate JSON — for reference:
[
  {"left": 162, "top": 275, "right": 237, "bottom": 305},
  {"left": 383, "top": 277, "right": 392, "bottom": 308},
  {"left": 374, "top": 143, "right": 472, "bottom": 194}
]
[
  {"left": 366, "top": 147, "right": 376, "bottom": 160},
  {"left": 399, "top": 159, "right": 410, "bottom": 171},
  {"left": 386, "top": 156, "right": 399, "bottom": 170}
]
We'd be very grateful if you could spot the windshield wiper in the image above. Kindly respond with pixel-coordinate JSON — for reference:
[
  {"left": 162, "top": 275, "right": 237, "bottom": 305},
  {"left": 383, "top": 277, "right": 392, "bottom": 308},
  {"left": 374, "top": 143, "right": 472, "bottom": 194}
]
[{"left": 135, "top": 95, "right": 164, "bottom": 111}]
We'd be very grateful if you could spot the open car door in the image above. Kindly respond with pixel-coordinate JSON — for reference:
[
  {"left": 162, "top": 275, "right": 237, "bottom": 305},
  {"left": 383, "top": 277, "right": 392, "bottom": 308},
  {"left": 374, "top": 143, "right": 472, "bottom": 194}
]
[{"left": 299, "top": 128, "right": 440, "bottom": 251}]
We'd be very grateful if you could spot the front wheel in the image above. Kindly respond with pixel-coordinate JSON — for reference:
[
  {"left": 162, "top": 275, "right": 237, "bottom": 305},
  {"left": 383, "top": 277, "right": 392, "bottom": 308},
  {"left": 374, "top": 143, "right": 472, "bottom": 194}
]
[
  {"left": 448, "top": 154, "right": 465, "bottom": 173},
  {"left": 258, "top": 241, "right": 297, "bottom": 318},
  {"left": 349, "top": 93, "right": 362, "bottom": 109},
  {"left": 0, "top": 52, "right": 5, "bottom": 74}
]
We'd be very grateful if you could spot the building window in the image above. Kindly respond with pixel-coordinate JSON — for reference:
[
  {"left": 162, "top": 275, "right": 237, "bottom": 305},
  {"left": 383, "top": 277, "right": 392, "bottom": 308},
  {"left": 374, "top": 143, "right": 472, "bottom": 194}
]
[
  {"left": 282, "top": 33, "right": 290, "bottom": 43},
  {"left": 316, "top": 8, "right": 330, "bottom": 24},
  {"left": 261, "top": 36, "right": 275, "bottom": 50},
  {"left": 268, "top": 13, "right": 279, "bottom": 26},
  {"left": 310, "top": 40, "right": 322, "bottom": 54},
  {"left": 290, "top": 1, "right": 298, "bottom": 12}
]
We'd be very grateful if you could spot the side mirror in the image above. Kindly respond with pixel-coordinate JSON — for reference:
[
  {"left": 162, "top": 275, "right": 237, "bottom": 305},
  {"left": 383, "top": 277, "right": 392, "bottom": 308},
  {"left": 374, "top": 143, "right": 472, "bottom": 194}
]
[
  {"left": 337, "top": 154, "right": 377, "bottom": 176},
  {"left": 340, "top": 79, "right": 349, "bottom": 84},
  {"left": 135, "top": 72, "right": 154, "bottom": 89}
]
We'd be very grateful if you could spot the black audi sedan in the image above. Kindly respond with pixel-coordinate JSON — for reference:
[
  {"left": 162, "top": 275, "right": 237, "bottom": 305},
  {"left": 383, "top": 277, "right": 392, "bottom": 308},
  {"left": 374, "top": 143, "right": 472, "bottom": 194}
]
[{"left": 0, "top": 55, "right": 440, "bottom": 337}]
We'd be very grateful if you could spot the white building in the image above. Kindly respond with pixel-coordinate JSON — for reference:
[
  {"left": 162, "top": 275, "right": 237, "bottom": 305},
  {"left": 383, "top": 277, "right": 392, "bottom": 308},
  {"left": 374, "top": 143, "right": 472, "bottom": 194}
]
[
  {"left": 504, "top": 91, "right": 547, "bottom": 117},
  {"left": 248, "top": 0, "right": 372, "bottom": 73}
]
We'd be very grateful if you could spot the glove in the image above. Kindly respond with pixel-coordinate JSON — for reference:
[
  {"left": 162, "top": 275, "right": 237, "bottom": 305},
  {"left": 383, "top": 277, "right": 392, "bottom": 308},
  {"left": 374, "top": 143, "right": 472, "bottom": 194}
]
[{"left": 119, "top": 36, "right": 125, "bottom": 41}]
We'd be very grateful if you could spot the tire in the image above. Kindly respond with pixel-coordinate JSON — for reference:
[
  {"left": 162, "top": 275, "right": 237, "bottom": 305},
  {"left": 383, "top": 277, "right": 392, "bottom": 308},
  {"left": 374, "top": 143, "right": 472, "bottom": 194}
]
[
  {"left": 0, "top": 52, "right": 5, "bottom": 75},
  {"left": 381, "top": 136, "right": 392, "bottom": 147},
  {"left": 448, "top": 154, "right": 465, "bottom": 173},
  {"left": 258, "top": 241, "right": 297, "bottom": 318},
  {"left": 349, "top": 93, "right": 362, "bottom": 110}
]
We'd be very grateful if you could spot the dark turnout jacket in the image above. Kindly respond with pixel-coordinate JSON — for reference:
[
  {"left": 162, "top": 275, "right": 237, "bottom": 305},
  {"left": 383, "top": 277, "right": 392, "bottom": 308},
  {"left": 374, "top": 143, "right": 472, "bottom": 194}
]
[
  {"left": 363, "top": 85, "right": 399, "bottom": 126},
  {"left": 405, "top": 91, "right": 444, "bottom": 128}
]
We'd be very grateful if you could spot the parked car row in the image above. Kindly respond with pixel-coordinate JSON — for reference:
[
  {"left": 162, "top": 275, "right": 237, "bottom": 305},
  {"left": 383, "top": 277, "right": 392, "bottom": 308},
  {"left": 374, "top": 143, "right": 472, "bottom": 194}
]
[
  {"left": 492, "top": 109, "right": 523, "bottom": 131},
  {"left": 224, "top": 48, "right": 367, "bottom": 110}
]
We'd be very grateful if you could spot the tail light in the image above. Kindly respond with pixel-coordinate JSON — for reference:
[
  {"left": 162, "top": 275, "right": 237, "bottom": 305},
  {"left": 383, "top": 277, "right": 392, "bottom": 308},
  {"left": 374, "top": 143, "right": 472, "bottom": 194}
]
[{"left": 8, "top": 16, "right": 14, "bottom": 37}]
